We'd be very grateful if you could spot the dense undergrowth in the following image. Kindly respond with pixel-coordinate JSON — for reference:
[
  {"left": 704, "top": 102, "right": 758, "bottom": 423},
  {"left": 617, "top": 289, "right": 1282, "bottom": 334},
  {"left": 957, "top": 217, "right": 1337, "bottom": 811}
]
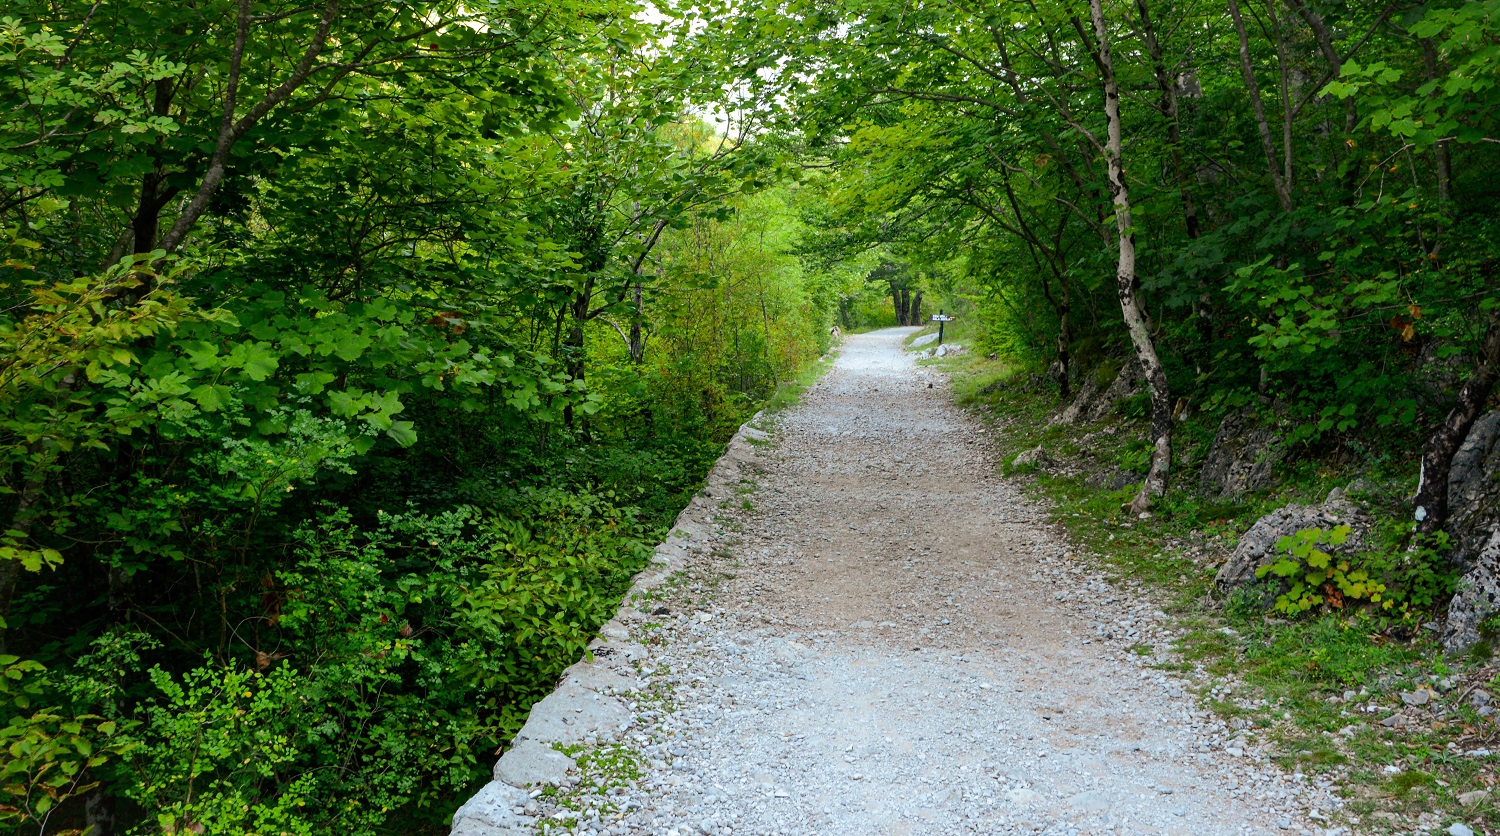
[
  {"left": 0, "top": 4, "right": 860, "bottom": 832},
  {"left": 8, "top": 0, "right": 1500, "bottom": 831},
  {"left": 932, "top": 329, "right": 1500, "bottom": 833}
]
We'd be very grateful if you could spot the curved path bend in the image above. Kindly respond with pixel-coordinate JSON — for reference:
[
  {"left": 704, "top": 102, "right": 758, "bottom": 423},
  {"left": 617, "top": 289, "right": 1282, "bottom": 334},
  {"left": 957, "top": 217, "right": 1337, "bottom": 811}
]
[{"left": 530, "top": 328, "right": 1343, "bottom": 836}]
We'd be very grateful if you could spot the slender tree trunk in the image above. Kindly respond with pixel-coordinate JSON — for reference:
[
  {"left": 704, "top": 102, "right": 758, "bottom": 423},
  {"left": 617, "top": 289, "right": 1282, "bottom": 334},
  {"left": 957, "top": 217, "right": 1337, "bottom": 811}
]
[
  {"left": 1134, "top": 0, "right": 1200, "bottom": 239},
  {"left": 991, "top": 158, "right": 1075, "bottom": 395},
  {"left": 156, "top": 0, "right": 341, "bottom": 256},
  {"left": 893, "top": 285, "right": 910, "bottom": 325},
  {"left": 1272, "top": 0, "right": 1295, "bottom": 197},
  {"left": 624, "top": 218, "right": 669, "bottom": 364},
  {"left": 1227, "top": 0, "right": 1295, "bottom": 212},
  {"left": 1136, "top": 0, "right": 1213, "bottom": 342},
  {"left": 562, "top": 278, "right": 594, "bottom": 430},
  {"left": 1285, "top": 0, "right": 1356, "bottom": 134},
  {"left": 131, "top": 173, "right": 163, "bottom": 256},
  {"left": 629, "top": 279, "right": 645, "bottom": 364},
  {"left": 1420, "top": 39, "right": 1453, "bottom": 205},
  {"left": 128, "top": 79, "right": 179, "bottom": 258},
  {"left": 1057, "top": 304, "right": 1073, "bottom": 400},
  {"left": 1091, "top": 0, "right": 1173, "bottom": 514},
  {"left": 911, "top": 291, "right": 923, "bottom": 327},
  {"left": 1415, "top": 315, "right": 1500, "bottom": 535}
]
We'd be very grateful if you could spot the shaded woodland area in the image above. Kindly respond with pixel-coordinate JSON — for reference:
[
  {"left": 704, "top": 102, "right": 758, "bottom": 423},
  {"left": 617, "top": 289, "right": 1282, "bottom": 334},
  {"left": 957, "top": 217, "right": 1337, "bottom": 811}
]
[
  {"left": 0, "top": 2, "right": 855, "bottom": 832},
  {"left": 4, "top": 0, "right": 1500, "bottom": 832},
  {"left": 711, "top": 0, "right": 1500, "bottom": 631}
]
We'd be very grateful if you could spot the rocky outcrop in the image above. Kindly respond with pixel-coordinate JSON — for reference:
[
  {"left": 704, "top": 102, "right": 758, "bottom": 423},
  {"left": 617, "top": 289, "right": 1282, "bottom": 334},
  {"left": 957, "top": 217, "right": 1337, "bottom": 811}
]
[
  {"left": 1214, "top": 487, "right": 1373, "bottom": 590},
  {"left": 1011, "top": 445, "right": 1052, "bottom": 472},
  {"left": 1438, "top": 411, "right": 1500, "bottom": 654},
  {"left": 1444, "top": 528, "right": 1500, "bottom": 654},
  {"left": 1048, "top": 372, "right": 1103, "bottom": 426},
  {"left": 1049, "top": 359, "right": 1141, "bottom": 426},
  {"left": 449, "top": 414, "right": 767, "bottom": 835},
  {"left": 1446, "top": 410, "right": 1500, "bottom": 567},
  {"left": 1083, "top": 359, "right": 1143, "bottom": 423},
  {"left": 1199, "top": 409, "right": 1285, "bottom": 499}
]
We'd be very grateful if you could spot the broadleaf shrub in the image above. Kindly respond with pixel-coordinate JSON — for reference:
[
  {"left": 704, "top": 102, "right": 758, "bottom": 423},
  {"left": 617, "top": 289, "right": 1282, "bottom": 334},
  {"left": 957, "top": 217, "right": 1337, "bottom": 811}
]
[{"left": 1256, "top": 526, "right": 1458, "bottom": 617}]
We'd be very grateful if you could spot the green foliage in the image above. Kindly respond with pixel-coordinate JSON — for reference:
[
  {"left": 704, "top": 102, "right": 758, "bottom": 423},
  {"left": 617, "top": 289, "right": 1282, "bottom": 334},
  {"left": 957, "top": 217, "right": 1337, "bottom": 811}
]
[
  {"left": 101, "top": 495, "right": 652, "bottom": 835},
  {"left": 1258, "top": 526, "right": 1383, "bottom": 614},
  {"left": 1255, "top": 527, "right": 1458, "bottom": 616},
  {"left": 0, "top": 652, "right": 134, "bottom": 831},
  {"left": 0, "top": 0, "right": 836, "bottom": 829},
  {"left": 1325, "top": 1, "right": 1500, "bottom": 148}
]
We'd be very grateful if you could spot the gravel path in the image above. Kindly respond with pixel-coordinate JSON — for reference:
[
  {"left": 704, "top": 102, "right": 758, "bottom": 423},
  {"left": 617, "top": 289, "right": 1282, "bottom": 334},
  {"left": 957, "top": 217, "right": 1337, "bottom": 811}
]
[{"left": 533, "top": 328, "right": 1348, "bottom": 836}]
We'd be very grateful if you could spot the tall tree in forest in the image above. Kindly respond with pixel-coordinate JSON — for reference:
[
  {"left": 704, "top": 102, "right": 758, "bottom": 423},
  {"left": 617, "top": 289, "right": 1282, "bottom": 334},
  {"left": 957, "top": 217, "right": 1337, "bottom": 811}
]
[{"left": 1088, "top": 0, "right": 1173, "bottom": 512}]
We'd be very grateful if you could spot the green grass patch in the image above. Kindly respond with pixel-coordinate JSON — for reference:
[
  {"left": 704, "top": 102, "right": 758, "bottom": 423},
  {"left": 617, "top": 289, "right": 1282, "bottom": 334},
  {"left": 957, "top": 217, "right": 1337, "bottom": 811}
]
[{"left": 765, "top": 349, "right": 837, "bottom": 414}]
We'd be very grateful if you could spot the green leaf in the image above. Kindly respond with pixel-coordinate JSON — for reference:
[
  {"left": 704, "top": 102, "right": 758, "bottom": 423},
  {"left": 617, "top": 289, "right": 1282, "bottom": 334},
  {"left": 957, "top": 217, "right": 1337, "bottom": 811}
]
[
  {"left": 1270, "top": 560, "right": 1300, "bottom": 577},
  {"left": 182, "top": 341, "right": 220, "bottom": 370},
  {"left": 386, "top": 421, "right": 418, "bottom": 447},
  {"left": 189, "top": 384, "right": 233, "bottom": 412},
  {"left": 237, "top": 342, "right": 280, "bottom": 382}
]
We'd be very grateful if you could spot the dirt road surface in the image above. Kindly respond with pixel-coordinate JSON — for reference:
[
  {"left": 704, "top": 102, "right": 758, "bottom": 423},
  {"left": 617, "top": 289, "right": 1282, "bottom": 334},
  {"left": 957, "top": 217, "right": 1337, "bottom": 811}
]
[{"left": 532, "top": 328, "right": 1344, "bottom": 836}]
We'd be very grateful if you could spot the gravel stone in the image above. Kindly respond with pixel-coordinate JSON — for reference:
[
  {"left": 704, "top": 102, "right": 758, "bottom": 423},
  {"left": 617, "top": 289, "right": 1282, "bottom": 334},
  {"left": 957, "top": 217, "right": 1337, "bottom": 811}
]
[{"left": 521, "top": 329, "right": 1339, "bottom": 835}]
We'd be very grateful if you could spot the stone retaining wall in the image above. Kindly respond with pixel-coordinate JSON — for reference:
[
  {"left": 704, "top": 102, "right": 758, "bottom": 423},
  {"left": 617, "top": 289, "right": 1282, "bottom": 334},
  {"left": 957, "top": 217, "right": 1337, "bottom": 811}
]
[{"left": 449, "top": 415, "right": 768, "bottom": 835}]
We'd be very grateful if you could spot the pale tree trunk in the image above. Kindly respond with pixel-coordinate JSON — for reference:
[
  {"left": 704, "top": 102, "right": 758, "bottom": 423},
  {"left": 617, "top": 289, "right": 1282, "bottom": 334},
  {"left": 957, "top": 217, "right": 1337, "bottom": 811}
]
[
  {"left": 1090, "top": 0, "right": 1173, "bottom": 514},
  {"left": 1227, "top": 0, "right": 1295, "bottom": 213},
  {"left": 1415, "top": 315, "right": 1500, "bottom": 536}
]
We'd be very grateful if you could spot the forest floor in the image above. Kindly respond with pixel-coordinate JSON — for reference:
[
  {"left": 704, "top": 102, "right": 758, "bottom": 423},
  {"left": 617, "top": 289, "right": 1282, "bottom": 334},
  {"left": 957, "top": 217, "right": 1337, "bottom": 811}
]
[{"left": 532, "top": 328, "right": 1348, "bottom": 836}]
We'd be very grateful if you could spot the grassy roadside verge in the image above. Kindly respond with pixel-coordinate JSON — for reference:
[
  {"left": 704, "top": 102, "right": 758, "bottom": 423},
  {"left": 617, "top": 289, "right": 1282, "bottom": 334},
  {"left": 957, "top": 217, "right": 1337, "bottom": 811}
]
[
  {"left": 928, "top": 345, "right": 1500, "bottom": 836},
  {"left": 763, "top": 344, "right": 840, "bottom": 417}
]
